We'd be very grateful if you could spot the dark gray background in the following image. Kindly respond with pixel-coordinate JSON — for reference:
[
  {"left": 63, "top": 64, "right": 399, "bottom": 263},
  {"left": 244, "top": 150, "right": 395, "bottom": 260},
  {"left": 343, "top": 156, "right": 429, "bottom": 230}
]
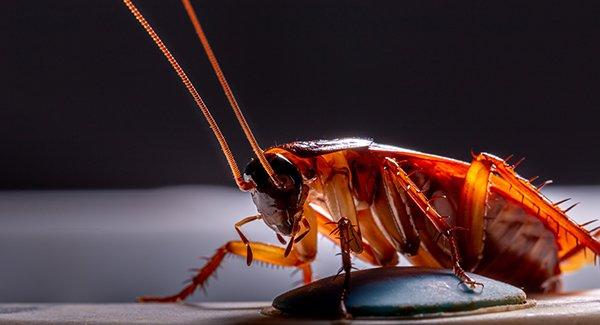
[{"left": 2, "top": 0, "right": 600, "bottom": 189}]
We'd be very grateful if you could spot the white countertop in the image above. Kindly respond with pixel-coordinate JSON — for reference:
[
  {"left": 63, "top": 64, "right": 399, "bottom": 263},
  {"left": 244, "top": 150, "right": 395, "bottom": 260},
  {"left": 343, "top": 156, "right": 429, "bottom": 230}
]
[{"left": 0, "top": 290, "right": 599, "bottom": 324}]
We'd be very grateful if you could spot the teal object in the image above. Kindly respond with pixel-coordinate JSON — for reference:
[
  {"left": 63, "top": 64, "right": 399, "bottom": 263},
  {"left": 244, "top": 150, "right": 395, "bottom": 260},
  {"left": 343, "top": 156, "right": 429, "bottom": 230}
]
[{"left": 272, "top": 267, "right": 527, "bottom": 318}]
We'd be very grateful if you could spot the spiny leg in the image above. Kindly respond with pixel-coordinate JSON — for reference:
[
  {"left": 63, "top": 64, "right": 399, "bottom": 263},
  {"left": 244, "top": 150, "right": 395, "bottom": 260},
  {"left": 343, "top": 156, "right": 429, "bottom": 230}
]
[
  {"left": 317, "top": 155, "right": 367, "bottom": 316},
  {"left": 311, "top": 203, "right": 393, "bottom": 318},
  {"left": 138, "top": 241, "right": 312, "bottom": 302},
  {"left": 383, "top": 157, "right": 483, "bottom": 290},
  {"left": 331, "top": 217, "right": 360, "bottom": 317},
  {"left": 310, "top": 202, "right": 386, "bottom": 266}
]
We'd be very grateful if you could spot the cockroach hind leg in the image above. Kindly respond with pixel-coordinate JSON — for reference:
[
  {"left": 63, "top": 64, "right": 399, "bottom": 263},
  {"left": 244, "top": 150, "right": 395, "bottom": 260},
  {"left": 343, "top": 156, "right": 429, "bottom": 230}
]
[{"left": 452, "top": 257, "right": 485, "bottom": 293}]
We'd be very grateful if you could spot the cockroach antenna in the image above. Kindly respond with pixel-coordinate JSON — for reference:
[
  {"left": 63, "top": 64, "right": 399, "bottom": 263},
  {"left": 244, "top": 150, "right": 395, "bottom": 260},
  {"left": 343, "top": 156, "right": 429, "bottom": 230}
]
[
  {"left": 179, "top": 0, "right": 281, "bottom": 188},
  {"left": 122, "top": 0, "right": 280, "bottom": 191}
]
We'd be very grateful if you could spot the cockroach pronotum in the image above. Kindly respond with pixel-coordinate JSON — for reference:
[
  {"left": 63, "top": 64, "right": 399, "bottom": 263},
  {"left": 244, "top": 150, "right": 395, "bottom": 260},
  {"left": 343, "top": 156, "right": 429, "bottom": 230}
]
[{"left": 122, "top": 0, "right": 600, "bottom": 314}]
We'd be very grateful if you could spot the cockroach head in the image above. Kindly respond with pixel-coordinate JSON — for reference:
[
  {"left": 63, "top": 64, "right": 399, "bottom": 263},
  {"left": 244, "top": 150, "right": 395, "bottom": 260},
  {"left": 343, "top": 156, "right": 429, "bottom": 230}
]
[{"left": 243, "top": 154, "right": 306, "bottom": 236}]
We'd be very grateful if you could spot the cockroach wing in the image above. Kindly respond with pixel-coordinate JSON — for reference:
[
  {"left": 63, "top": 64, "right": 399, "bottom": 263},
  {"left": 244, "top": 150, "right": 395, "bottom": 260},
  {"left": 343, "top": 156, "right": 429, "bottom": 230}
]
[
  {"left": 278, "top": 138, "right": 373, "bottom": 157},
  {"left": 369, "top": 143, "right": 471, "bottom": 180}
]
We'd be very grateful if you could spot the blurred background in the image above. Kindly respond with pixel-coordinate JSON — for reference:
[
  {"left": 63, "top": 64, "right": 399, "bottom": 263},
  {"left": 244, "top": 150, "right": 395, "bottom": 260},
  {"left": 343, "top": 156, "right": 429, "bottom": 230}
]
[{"left": 1, "top": 0, "right": 599, "bottom": 302}]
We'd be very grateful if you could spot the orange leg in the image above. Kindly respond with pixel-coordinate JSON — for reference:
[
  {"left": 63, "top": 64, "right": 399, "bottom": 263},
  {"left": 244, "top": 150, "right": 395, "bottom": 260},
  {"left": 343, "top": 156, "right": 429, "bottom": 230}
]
[
  {"left": 138, "top": 241, "right": 312, "bottom": 302},
  {"left": 383, "top": 158, "right": 483, "bottom": 290}
]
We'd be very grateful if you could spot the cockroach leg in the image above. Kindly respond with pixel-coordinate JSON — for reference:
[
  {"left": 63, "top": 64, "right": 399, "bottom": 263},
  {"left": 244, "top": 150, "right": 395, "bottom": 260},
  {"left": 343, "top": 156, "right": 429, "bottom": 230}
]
[
  {"left": 276, "top": 233, "right": 287, "bottom": 245},
  {"left": 448, "top": 228, "right": 484, "bottom": 292},
  {"left": 335, "top": 217, "right": 356, "bottom": 318},
  {"left": 311, "top": 205, "right": 395, "bottom": 317},
  {"left": 294, "top": 218, "right": 311, "bottom": 243},
  {"left": 310, "top": 203, "right": 384, "bottom": 266},
  {"left": 234, "top": 215, "right": 262, "bottom": 266},
  {"left": 324, "top": 216, "right": 363, "bottom": 317},
  {"left": 379, "top": 163, "right": 421, "bottom": 255},
  {"left": 320, "top": 153, "right": 364, "bottom": 244},
  {"left": 138, "top": 241, "right": 313, "bottom": 303},
  {"left": 382, "top": 158, "right": 448, "bottom": 235},
  {"left": 383, "top": 158, "right": 483, "bottom": 291}
]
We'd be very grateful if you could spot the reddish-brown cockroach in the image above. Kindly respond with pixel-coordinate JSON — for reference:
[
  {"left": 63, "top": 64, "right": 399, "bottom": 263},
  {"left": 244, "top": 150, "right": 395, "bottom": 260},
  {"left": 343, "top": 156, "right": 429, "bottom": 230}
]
[{"left": 123, "top": 0, "right": 600, "bottom": 309}]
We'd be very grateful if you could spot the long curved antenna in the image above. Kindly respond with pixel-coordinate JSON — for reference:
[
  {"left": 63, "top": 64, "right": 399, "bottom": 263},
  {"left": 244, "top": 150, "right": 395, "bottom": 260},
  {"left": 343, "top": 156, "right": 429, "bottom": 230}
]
[
  {"left": 180, "top": 0, "right": 281, "bottom": 188},
  {"left": 122, "top": 0, "right": 254, "bottom": 191}
]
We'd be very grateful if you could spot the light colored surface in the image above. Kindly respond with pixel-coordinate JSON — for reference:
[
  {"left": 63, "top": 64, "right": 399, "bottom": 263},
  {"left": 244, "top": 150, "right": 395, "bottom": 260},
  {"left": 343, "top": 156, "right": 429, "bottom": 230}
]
[
  {"left": 0, "top": 186, "right": 365, "bottom": 302},
  {"left": 0, "top": 291, "right": 599, "bottom": 324},
  {"left": 0, "top": 186, "right": 599, "bottom": 303}
]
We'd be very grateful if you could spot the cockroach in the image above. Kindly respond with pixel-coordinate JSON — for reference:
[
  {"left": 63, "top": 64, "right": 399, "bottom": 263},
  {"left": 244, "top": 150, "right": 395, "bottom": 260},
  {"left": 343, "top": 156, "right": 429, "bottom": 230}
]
[{"left": 123, "top": 0, "right": 600, "bottom": 312}]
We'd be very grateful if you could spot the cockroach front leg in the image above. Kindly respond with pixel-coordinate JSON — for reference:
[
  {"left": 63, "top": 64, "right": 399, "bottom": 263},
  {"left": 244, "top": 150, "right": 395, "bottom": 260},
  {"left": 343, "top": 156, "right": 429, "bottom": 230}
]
[
  {"left": 139, "top": 213, "right": 316, "bottom": 303},
  {"left": 138, "top": 240, "right": 312, "bottom": 302},
  {"left": 383, "top": 158, "right": 483, "bottom": 291}
]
